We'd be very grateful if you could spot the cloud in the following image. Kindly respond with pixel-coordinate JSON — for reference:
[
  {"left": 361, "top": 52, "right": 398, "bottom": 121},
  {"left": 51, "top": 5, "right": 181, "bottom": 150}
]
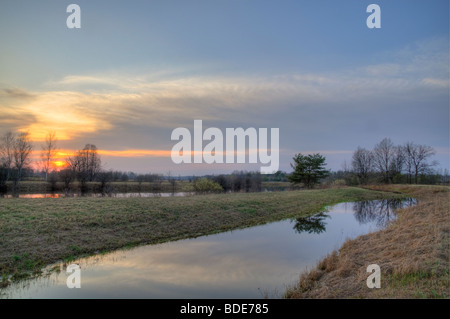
[
  {"left": 29, "top": 148, "right": 172, "bottom": 162},
  {"left": 98, "top": 149, "right": 171, "bottom": 157},
  {"left": 422, "top": 78, "right": 449, "bottom": 88},
  {"left": 0, "top": 88, "right": 40, "bottom": 135},
  {"left": 1, "top": 37, "right": 447, "bottom": 151},
  {"left": 364, "top": 63, "right": 401, "bottom": 77},
  {"left": 0, "top": 72, "right": 442, "bottom": 142},
  {"left": 1, "top": 88, "right": 36, "bottom": 100}
]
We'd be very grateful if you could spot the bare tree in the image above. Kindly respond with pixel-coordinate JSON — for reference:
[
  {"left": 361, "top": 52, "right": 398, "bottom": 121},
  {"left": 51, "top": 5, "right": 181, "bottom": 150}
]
[
  {"left": 67, "top": 144, "right": 101, "bottom": 192},
  {"left": 250, "top": 172, "right": 262, "bottom": 192},
  {"left": 96, "top": 170, "right": 114, "bottom": 196},
  {"left": 166, "top": 171, "right": 177, "bottom": 194},
  {"left": 0, "top": 132, "right": 15, "bottom": 191},
  {"left": 390, "top": 145, "right": 406, "bottom": 181},
  {"left": 12, "top": 132, "right": 33, "bottom": 191},
  {"left": 40, "top": 131, "right": 58, "bottom": 182},
  {"left": 151, "top": 174, "right": 163, "bottom": 196},
  {"left": 404, "top": 142, "right": 436, "bottom": 184},
  {"left": 352, "top": 147, "right": 373, "bottom": 184},
  {"left": 373, "top": 138, "right": 395, "bottom": 183},
  {"left": 59, "top": 168, "right": 75, "bottom": 193}
]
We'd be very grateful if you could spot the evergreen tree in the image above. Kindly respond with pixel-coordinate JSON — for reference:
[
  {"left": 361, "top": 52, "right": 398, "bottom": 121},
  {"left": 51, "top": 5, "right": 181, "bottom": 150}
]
[{"left": 288, "top": 153, "right": 330, "bottom": 189}]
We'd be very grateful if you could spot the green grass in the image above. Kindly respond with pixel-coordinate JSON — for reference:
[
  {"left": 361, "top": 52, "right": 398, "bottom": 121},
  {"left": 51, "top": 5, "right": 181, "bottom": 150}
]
[
  {"left": 0, "top": 187, "right": 402, "bottom": 283},
  {"left": 388, "top": 271, "right": 449, "bottom": 299}
]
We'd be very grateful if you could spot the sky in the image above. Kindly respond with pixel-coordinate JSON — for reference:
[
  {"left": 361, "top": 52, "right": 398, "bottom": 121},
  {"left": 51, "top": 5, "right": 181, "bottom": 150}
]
[{"left": 0, "top": 0, "right": 449, "bottom": 175}]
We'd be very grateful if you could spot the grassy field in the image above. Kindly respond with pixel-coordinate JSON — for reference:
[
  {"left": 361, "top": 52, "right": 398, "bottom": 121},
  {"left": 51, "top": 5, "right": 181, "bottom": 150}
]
[
  {"left": 285, "top": 185, "right": 450, "bottom": 299},
  {"left": 0, "top": 186, "right": 400, "bottom": 285}
]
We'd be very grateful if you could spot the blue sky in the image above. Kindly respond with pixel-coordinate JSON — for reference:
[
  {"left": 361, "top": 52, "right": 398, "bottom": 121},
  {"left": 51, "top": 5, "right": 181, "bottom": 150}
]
[{"left": 0, "top": 0, "right": 448, "bottom": 174}]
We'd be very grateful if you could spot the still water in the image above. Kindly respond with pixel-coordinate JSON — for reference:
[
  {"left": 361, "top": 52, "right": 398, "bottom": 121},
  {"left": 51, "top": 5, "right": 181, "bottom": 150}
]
[{"left": 1, "top": 198, "right": 416, "bottom": 299}]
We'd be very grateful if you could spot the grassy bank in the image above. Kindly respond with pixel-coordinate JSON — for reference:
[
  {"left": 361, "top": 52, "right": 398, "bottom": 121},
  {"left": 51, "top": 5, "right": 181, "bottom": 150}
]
[
  {"left": 0, "top": 187, "right": 400, "bottom": 284},
  {"left": 285, "top": 185, "right": 449, "bottom": 299}
]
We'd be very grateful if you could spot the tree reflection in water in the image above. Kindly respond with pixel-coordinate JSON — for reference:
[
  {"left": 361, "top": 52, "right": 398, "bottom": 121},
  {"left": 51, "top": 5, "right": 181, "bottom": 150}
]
[
  {"left": 293, "top": 198, "right": 417, "bottom": 234},
  {"left": 352, "top": 198, "right": 417, "bottom": 228},
  {"left": 293, "top": 211, "right": 331, "bottom": 234}
]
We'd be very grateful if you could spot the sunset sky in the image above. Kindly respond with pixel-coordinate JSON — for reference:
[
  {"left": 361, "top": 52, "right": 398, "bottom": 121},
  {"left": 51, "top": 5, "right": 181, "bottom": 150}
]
[{"left": 0, "top": 0, "right": 448, "bottom": 174}]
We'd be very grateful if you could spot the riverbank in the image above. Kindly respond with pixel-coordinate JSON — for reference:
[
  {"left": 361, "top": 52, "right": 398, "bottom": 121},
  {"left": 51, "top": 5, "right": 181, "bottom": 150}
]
[
  {"left": 0, "top": 187, "right": 400, "bottom": 285},
  {"left": 284, "top": 185, "right": 449, "bottom": 299}
]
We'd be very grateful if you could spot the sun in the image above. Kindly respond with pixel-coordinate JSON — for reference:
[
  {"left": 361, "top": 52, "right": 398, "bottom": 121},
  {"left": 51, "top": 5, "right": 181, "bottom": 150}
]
[{"left": 51, "top": 161, "right": 68, "bottom": 170}]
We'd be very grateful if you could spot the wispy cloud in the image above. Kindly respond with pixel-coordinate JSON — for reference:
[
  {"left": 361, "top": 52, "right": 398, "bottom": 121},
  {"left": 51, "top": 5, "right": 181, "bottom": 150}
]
[
  {"left": 0, "top": 37, "right": 447, "bottom": 146},
  {"left": 1, "top": 88, "right": 36, "bottom": 100},
  {"left": 422, "top": 78, "right": 449, "bottom": 88},
  {"left": 98, "top": 149, "right": 171, "bottom": 157}
]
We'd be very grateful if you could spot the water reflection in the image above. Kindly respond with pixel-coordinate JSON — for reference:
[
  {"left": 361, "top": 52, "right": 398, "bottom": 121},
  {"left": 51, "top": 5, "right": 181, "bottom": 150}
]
[
  {"left": 352, "top": 198, "right": 417, "bottom": 228},
  {"left": 1, "top": 198, "right": 416, "bottom": 299},
  {"left": 292, "top": 198, "right": 417, "bottom": 234},
  {"left": 294, "top": 212, "right": 330, "bottom": 234}
]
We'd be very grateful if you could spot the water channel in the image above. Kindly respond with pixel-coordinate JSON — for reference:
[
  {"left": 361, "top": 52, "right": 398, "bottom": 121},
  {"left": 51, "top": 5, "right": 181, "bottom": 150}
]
[{"left": 1, "top": 198, "right": 416, "bottom": 299}]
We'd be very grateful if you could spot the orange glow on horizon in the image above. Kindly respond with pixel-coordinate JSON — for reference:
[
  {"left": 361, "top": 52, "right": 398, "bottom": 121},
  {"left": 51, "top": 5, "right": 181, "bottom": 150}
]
[
  {"left": 30, "top": 148, "right": 269, "bottom": 161},
  {"left": 30, "top": 148, "right": 173, "bottom": 163},
  {"left": 52, "top": 161, "right": 67, "bottom": 169},
  {"left": 97, "top": 149, "right": 172, "bottom": 157},
  {"left": 29, "top": 148, "right": 174, "bottom": 171}
]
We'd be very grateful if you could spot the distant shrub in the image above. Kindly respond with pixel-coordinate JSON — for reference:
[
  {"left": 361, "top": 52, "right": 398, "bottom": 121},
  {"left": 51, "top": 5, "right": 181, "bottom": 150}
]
[
  {"left": 193, "top": 178, "right": 224, "bottom": 194},
  {"left": 333, "top": 179, "right": 347, "bottom": 186}
]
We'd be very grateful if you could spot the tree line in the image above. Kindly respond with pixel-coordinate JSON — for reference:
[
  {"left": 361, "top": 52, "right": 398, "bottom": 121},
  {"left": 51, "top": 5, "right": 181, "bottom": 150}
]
[
  {"left": 0, "top": 131, "right": 268, "bottom": 195},
  {"left": 280, "top": 137, "right": 444, "bottom": 189},
  {"left": 0, "top": 132, "right": 33, "bottom": 193},
  {"left": 0, "top": 131, "right": 109, "bottom": 194},
  {"left": 0, "top": 131, "right": 446, "bottom": 195},
  {"left": 350, "top": 138, "right": 438, "bottom": 185}
]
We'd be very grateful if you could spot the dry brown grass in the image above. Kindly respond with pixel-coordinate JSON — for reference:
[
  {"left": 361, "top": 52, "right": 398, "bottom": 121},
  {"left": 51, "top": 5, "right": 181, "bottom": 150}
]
[{"left": 285, "top": 185, "right": 449, "bottom": 299}]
